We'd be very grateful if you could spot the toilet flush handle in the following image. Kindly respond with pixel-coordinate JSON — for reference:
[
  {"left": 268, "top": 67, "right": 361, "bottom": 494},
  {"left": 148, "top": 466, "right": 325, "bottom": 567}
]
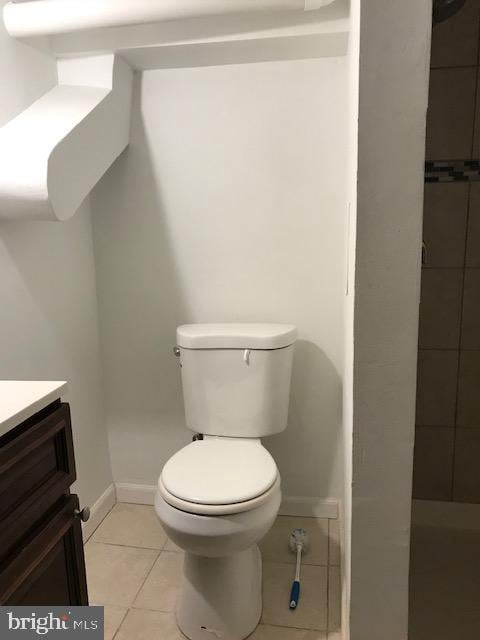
[{"left": 243, "top": 349, "right": 250, "bottom": 365}]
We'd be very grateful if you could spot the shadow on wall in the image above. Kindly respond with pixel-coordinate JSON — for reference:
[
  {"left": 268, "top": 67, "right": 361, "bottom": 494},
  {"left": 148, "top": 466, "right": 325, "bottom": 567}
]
[
  {"left": 265, "top": 339, "right": 343, "bottom": 500},
  {"left": 90, "top": 72, "right": 191, "bottom": 482}
]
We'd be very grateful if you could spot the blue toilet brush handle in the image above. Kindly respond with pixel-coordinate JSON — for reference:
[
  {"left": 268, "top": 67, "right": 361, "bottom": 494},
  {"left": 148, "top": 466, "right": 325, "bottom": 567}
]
[
  {"left": 289, "top": 534, "right": 306, "bottom": 610},
  {"left": 289, "top": 580, "right": 301, "bottom": 609}
]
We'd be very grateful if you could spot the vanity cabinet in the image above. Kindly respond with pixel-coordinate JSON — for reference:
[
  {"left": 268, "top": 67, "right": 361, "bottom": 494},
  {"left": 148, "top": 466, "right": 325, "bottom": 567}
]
[{"left": 0, "top": 399, "right": 88, "bottom": 605}]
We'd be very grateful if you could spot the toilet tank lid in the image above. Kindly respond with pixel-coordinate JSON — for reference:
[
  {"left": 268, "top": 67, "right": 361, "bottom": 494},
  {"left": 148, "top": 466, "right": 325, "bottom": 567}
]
[{"left": 176, "top": 323, "right": 297, "bottom": 349}]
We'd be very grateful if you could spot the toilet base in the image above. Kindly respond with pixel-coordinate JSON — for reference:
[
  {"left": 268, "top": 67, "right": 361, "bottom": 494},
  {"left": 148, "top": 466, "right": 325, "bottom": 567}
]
[{"left": 177, "top": 544, "right": 262, "bottom": 640}]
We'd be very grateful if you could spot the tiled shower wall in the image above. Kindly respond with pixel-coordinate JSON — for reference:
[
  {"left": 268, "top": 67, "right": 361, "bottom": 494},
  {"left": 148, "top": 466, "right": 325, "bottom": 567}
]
[{"left": 414, "top": 0, "right": 480, "bottom": 502}]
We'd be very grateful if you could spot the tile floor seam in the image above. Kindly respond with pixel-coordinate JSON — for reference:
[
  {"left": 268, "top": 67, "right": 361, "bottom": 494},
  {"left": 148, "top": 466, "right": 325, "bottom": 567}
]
[
  {"left": 327, "top": 519, "right": 340, "bottom": 567},
  {"left": 110, "top": 607, "right": 129, "bottom": 640},
  {"left": 128, "top": 549, "right": 164, "bottom": 609},
  {"left": 85, "top": 504, "right": 115, "bottom": 544},
  {"left": 88, "top": 540, "right": 165, "bottom": 552},
  {"left": 327, "top": 520, "right": 331, "bottom": 567},
  {"left": 130, "top": 604, "right": 179, "bottom": 614},
  {"left": 256, "top": 621, "right": 327, "bottom": 632},
  {"left": 326, "top": 521, "right": 332, "bottom": 633},
  {"left": 262, "top": 559, "right": 329, "bottom": 567},
  {"left": 326, "top": 567, "right": 331, "bottom": 631}
]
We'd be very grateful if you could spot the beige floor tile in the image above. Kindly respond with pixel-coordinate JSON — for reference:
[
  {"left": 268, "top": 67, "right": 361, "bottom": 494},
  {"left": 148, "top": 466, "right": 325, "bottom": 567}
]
[
  {"left": 328, "top": 520, "right": 340, "bottom": 567},
  {"left": 262, "top": 563, "right": 327, "bottom": 630},
  {"left": 259, "top": 517, "right": 328, "bottom": 566},
  {"left": 328, "top": 568, "right": 341, "bottom": 633},
  {"left": 249, "top": 624, "right": 326, "bottom": 639},
  {"left": 92, "top": 503, "right": 167, "bottom": 549},
  {"left": 115, "top": 609, "right": 185, "bottom": 640},
  {"left": 134, "top": 551, "right": 184, "bottom": 612},
  {"left": 102, "top": 605, "right": 128, "bottom": 640},
  {"left": 85, "top": 542, "right": 158, "bottom": 607},
  {"left": 164, "top": 537, "right": 182, "bottom": 553}
]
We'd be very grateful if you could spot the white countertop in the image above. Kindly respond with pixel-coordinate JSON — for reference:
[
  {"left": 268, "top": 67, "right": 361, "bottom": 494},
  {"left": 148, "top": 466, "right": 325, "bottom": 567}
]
[{"left": 0, "top": 380, "right": 67, "bottom": 437}]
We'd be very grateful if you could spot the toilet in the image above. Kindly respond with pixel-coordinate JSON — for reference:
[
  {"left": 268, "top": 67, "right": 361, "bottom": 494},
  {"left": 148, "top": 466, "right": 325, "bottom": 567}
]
[{"left": 155, "top": 323, "right": 297, "bottom": 640}]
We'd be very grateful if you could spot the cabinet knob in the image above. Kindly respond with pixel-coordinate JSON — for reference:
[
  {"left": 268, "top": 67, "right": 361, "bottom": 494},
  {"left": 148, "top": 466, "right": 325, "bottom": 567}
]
[{"left": 75, "top": 506, "right": 91, "bottom": 522}]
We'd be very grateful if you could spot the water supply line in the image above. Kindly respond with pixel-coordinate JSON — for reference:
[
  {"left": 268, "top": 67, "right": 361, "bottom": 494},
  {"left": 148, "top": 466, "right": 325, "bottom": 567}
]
[{"left": 4, "top": 0, "right": 333, "bottom": 38}]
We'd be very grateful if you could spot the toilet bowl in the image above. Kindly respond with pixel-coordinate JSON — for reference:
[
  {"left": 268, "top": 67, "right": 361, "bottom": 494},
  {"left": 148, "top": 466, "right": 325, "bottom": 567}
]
[
  {"left": 155, "top": 323, "right": 296, "bottom": 640},
  {"left": 155, "top": 443, "right": 281, "bottom": 640}
]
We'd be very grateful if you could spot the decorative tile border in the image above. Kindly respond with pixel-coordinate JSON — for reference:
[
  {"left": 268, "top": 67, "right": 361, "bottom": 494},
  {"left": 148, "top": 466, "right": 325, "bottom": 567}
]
[{"left": 425, "top": 160, "right": 480, "bottom": 183}]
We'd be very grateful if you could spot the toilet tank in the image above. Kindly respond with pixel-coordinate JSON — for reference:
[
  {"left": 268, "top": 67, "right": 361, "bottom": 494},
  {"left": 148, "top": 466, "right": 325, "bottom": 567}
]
[{"left": 176, "top": 323, "right": 297, "bottom": 438}]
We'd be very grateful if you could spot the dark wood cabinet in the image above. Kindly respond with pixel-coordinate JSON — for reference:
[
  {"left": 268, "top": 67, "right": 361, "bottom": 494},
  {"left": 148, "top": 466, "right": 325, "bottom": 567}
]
[{"left": 0, "top": 401, "right": 88, "bottom": 606}]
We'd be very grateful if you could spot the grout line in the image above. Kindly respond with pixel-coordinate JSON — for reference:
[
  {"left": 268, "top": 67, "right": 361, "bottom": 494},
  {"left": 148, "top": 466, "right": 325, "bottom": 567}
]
[
  {"left": 418, "top": 346, "right": 480, "bottom": 351},
  {"left": 421, "top": 266, "right": 479, "bottom": 270},
  {"left": 431, "top": 64, "right": 479, "bottom": 71},
  {"left": 257, "top": 621, "right": 328, "bottom": 633},
  {"left": 87, "top": 540, "right": 166, "bottom": 552},
  {"left": 262, "top": 559, "right": 329, "bottom": 567},
  {"left": 128, "top": 549, "right": 163, "bottom": 609},
  {"left": 84, "top": 502, "right": 116, "bottom": 545},
  {"left": 130, "top": 605, "right": 176, "bottom": 614},
  {"left": 450, "top": 179, "right": 474, "bottom": 499},
  {"left": 327, "top": 519, "right": 331, "bottom": 567},
  {"left": 415, "top": 424, "right": 456, "bottom": 429},
  {"left": 111, "top": 607, "right": 129, "bottom": 640},
  {"left": 326, "top": 551, "right": 331, "bottom": 634}
]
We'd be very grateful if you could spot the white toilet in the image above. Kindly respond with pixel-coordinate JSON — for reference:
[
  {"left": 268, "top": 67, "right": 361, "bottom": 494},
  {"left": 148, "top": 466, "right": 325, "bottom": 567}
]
[{"left": 155, "top": 323, "right": 297, "bottom": 640}]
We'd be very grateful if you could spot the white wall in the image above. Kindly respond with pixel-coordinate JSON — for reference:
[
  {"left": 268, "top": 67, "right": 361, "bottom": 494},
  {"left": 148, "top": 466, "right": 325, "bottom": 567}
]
[
  {"left": 348, "top": 1, "right": 431, "bottom": 639},
  {"left": 0, "top": 2, "right": 113, "bottom": 511},
  {"left": 91, "top": 57, "right": 349, "bottom": 502}
]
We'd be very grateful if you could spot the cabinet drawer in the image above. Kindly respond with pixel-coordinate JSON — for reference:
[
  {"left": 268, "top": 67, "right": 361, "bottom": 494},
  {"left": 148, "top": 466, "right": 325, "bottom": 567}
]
[
  {"left": 0, "top": 494, "right": 88, "bottom": 605},
  {"left": 0, "top": 403, "right": 76, "bottom": 563}
]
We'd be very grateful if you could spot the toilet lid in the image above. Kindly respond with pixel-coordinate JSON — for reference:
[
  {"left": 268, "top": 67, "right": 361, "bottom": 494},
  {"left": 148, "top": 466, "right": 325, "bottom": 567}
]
[{"left": 161, "top": 439, "right": 278, "bottom": 506}]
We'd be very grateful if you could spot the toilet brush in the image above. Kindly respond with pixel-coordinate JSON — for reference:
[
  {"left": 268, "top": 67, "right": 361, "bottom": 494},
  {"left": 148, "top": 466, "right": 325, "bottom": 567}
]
[{"left": 289, "top": 528, "right": 309, "bottom": 609}]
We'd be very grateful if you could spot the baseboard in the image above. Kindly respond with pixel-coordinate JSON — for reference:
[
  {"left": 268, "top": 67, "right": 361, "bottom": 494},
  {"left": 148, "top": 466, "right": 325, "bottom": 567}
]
[
  {"left": 279, "top": 496, "right": 338, "bottom": 519},
  {"left": 115, "top": 482, "right": 338, "bottom": 519},
  {"left": 115, "top": 482, "right": 156, "bottom": 505},
  {"left": 82, "top": 483, "right": 116, "bottom": 542}
]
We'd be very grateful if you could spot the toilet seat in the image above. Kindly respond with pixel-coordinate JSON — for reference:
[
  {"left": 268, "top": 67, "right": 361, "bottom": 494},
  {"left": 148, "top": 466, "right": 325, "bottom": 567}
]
[
  {"left": 158, "top": 474, "right": 281, "bottom": 516},
  {"left": 159, "top": 438, "right": 279, "bottom": 516}
]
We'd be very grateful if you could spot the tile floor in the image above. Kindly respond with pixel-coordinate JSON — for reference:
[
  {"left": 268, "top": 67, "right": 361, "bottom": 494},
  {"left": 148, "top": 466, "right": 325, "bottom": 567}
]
[
  {"left": 84, "top": 503, "right": 342, "bottom": 639},
  {"left": 409, "top": 517, "right": 480, "bottom": 640}
]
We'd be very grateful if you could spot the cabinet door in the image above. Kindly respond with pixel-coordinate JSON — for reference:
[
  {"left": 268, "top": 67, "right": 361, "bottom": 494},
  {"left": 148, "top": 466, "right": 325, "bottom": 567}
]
[
  {"left": 0, "top": 402, "right": 76, "bottom": 564},
  {"left": 0, "top": 495, "right": 88, "bottom": 606}
]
